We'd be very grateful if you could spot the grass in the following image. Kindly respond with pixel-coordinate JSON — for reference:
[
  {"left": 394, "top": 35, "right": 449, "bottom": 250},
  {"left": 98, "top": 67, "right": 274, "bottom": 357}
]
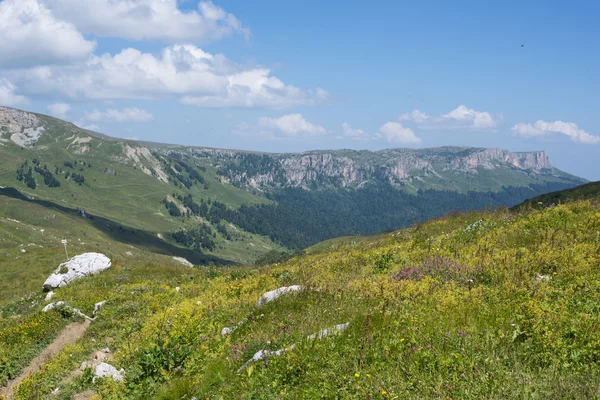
[{"left": 1, "top": 191, "right": 599, "bottom": 398}]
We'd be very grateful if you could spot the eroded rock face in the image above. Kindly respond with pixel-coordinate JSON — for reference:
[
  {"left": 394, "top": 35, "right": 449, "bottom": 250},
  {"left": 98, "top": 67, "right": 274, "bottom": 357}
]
[
  {"left": 43, "top": 253, "right": 112, "bottom": 291},
  {"left": 0, "top": 107, "right": 45, "bottom": 147}
]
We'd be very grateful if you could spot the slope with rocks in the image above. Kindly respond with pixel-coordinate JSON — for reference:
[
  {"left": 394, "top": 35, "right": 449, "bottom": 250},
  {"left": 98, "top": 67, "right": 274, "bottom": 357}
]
[{"left": 2, "top": 189, "right": 600, "bottom": 398}]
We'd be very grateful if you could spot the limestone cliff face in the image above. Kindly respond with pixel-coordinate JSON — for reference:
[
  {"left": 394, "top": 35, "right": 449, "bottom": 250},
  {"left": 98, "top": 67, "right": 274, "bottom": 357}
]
[
  {"left": 447, "top": 148, "right": 552, "bottom": 171},
  {"left": 0, "top": 107, "right": 45, "bottom": 147},
  {"left": 188, "top": 146, "right": 561, "bottom": 191}
]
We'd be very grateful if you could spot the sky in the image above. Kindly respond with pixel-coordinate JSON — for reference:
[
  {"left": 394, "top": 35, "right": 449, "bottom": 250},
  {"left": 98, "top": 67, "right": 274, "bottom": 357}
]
[{"left": 0, "top": 0, "right": 598, "bottom": 180}]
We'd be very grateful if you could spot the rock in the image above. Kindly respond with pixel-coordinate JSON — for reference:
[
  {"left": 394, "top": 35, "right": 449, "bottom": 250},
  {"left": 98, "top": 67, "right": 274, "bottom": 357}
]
[
  {"left": 93, "top": 301, "right": 107, "bottom": 317},
  {"left": 173, "top": 257, "right": 193, "bottom": 267},
  {"left": 221, "top": 327, "right": 233, "bottom": 336},
  {"left": 45, "top": 291, "right": 55, "bottom": 301},
  {"left": 93, "top": 362, "right": 124, "bottom": 383},
  {"left": 20, "top": 248, "right": 26, "bottom": 253},
  {"left": 42, "top": 301, "right": 94, "bottom": 320},
  {"left": 306, "top": 323, "right": 349, "bottom": 340},
  {"left": 536, "top": 274, "right": 552, "bottom": 282},
  {"left": 238, "top": 322, "right": 350, "bottom": 372},
  {"left": 125, "top": 251, "right": 133, "bottom": 256},
  {"left": 257, "top": 285, "right": 303, "bottom": 308},
  {"left": 43, "top": 253, "right": 112, "bottom": 291}
]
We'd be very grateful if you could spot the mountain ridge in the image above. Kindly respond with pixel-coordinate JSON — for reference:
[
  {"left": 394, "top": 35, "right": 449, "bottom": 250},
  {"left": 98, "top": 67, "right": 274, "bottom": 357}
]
[{"left": 0, "top": 105, "right": 588, "bottom": 258}]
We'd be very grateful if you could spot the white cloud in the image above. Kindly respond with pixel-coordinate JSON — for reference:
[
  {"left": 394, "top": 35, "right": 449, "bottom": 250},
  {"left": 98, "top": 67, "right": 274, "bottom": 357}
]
[
  {"left": 400, "top": 105, "right": 498, "bottom": 131},
  {"left": 0, "top": 78, "right": 29, "bottom": 106},
  {"left": 45, "top": 0, "right": 249, "bottom": 42},
  {"left": 341, "top": 122, "right": 369, "bottom": 141},
  {"left": 258, "top": 114, "right": 326, "bottom": 137},
  {"left": 84, "top": 107, "right": 154, "bottom": 122},
  {"left": 378, "top": 122, "right": 421, "bottom": 145},
  {"left": 512, "top": 120, "right": 600, "bottom": 144},
  {"left": 0, "top": 0, "right": 95, "bottom": 68},
  {"left": 7, "top": 44, "right": 327, "bottom": 109},
  {"left": 47, "top": 102, "right": 71, "bottom": 119}
]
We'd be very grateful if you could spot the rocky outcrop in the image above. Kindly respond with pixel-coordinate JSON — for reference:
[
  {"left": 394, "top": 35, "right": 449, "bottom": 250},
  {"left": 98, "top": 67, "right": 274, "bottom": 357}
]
[
  {"left": 93, "top": 362, "right": 125, "bottom": 383},
  {"left": 43, "top": 253, "right": 112, "bottom": 291},
  {"left": 0, "top": 106, "right": 45, "bottom": 147},
  {"left": 256, "top": 285, "right": 303, "bottom": 308},
  {"left": 186, "top": 146, "right": 558, "bottom": 191}
]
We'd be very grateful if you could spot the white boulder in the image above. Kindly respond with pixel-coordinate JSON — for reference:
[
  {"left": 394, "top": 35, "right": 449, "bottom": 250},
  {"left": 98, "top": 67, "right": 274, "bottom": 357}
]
[
  {"left": 173, "top": 257, "right": 194, "bottom": 267},
  {"left": 93, "top": 362, "right": 124, "bottom": 383},
  {"left": 257, "top": 286, "right": 303, "bottom": 308},
  {"left": 43, "top": 253, "right": 112, "bottom": 291},
  {"left": 45, "top": 291, "right": 55, "bottom": 301}
]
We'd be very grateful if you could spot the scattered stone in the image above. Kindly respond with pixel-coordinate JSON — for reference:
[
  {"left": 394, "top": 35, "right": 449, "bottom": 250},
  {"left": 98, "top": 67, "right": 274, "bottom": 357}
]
[
  {"left": 221, "top": 327, "right": 233, "bottom": 336},
  {"left": 45, "top": 291, "right": 55, "bottom": 301},
  {"left": 20, "top": 248, "right": 26, "bottom": 253},
  {"left": 93, "top": 301, "right": 107, "bottom": 317},
  {"left": 536, "top": 275, "right": 552, "bottom": 282},
  {"left": 42, "top": 301, "right": 94, "bottom": 320},
  {"left": 93, "top": 362, "right": 124, "bottom": 383},
  {"left": 306, "top": 323, "right": 349, "bottom": 340},
  {"left": 125, "top": 251, "right": 133, "bottom": 256},
  {"left": 221, "top": 317, "right": 249, "bottom": 336},
  {"left": 173, "top": 257, "right": 193, "bottom": 267},
  {"left": 43, "top": 253, "right": 112, "bottom": 291},
  {"left": 257, "top": 285, "right": 303, "bottom": 307},
  {"left": 239, "top": 322, "right": 349, "bottom": 372}
]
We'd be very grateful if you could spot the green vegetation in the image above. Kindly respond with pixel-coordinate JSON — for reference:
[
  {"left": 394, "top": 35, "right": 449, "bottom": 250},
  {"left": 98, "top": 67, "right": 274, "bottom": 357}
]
[
  {"left": 2, "top": 186, "right": 600, "bottom": 398},
  {"left": 515, "top": 181, "right": 600, "bottom": 210}
]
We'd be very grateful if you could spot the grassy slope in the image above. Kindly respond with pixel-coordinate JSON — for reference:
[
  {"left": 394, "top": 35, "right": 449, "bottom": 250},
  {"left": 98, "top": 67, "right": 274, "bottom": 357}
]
[
  {"left": 514, "top": 181, "right": 600, "bottom": 210},
  {"left": 0, "top": 113, "right": 281, "bottom": 264},
  {"left": 1, "top": 192, "right": 600, "bottom": 398}
]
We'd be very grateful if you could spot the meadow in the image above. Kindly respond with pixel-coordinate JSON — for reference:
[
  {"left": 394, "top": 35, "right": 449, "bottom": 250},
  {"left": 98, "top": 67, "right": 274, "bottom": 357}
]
[{"left": 1, "top": 194, "right": 600, "bottom": 399}]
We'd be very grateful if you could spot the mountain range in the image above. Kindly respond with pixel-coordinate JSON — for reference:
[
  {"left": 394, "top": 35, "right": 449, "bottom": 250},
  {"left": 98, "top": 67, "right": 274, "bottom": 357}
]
[{"left": 0, "top": 106, "right": 586, "bottom": 263}]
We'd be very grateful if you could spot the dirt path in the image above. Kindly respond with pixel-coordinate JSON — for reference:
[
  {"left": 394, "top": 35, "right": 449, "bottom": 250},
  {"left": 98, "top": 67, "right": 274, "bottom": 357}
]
[{"left": 0, "top": 320, "right": 91, "bottom": 398}]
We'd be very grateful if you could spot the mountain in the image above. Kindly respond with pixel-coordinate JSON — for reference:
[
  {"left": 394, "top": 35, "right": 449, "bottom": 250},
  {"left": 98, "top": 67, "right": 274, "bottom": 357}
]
[
  {"left": 0, "top": 106, "right": 587, "bottom": 260},
  {"left": 2, "top": 184, "right": 600, "bottom": 398}
]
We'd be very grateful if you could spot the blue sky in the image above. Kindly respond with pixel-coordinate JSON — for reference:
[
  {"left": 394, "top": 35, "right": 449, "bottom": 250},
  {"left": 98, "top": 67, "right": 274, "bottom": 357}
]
[{"left": 1, "top": 0, "right": 598, "bottom": 180}]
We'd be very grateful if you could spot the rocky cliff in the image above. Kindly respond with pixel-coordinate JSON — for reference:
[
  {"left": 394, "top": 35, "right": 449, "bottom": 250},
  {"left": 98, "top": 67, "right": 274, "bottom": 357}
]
[{"left": 180, "top": 146, "right": 564, "bottom": 191}]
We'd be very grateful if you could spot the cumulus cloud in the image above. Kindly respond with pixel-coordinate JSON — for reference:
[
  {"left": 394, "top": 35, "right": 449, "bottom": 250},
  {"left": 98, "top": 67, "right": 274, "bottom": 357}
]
[
  {"left": 84, "top": 107, "right": 154, "bottom": 122},
  {"left": 45, "top": 0, "right": 249, "bottom": 42},
  {"left": 47, "top": 102, "right": 71, "bottom": 119},
  {"left": 0, "top": 0, "right": 95, "bottom": 68},
  {"left": 234, "top": 114, "right": 326, "bottom": 139},
  {"left": 0, "top": 78, "right": 29, "bottom": 106},
  {"left": 341, "top": 122, "right": 369, "bottom": 141},
  {"left": 512, "top": 120, "right": 600, "bottom": 144},
  {"left": 399, "top": 105, "right": 498, "bottom": 131},
  {"left": 258, "top": 114, "right": 326, "bottom": 137},
  {"left": 7, "top": 44, "right": 327, "bottom": 109},
  {"left": 378, "top": 122, "right": 421, "bottom": 145}
]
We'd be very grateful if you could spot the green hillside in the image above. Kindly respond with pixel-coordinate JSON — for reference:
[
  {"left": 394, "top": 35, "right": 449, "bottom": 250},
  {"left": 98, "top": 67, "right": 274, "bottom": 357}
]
[
  {"left": 514, "top": 181, "right": 600, "bottom": 210},
  {"left": 2, "top": 188, "right": 600, "bottom": 398},
  {"left": 0, "top": 106, "right": 587, "bottom": 258}
]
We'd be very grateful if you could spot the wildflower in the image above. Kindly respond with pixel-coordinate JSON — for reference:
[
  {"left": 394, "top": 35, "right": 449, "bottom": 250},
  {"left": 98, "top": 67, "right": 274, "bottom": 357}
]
[
  {"left": 355, "top": 373, "right": 360, "bottom": 378},
  {"left": 175, "top": 287, "right": 180, "bottom": 292},
  {"left": 381, "top": 389, "right": 387, "bottom": 395}
]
